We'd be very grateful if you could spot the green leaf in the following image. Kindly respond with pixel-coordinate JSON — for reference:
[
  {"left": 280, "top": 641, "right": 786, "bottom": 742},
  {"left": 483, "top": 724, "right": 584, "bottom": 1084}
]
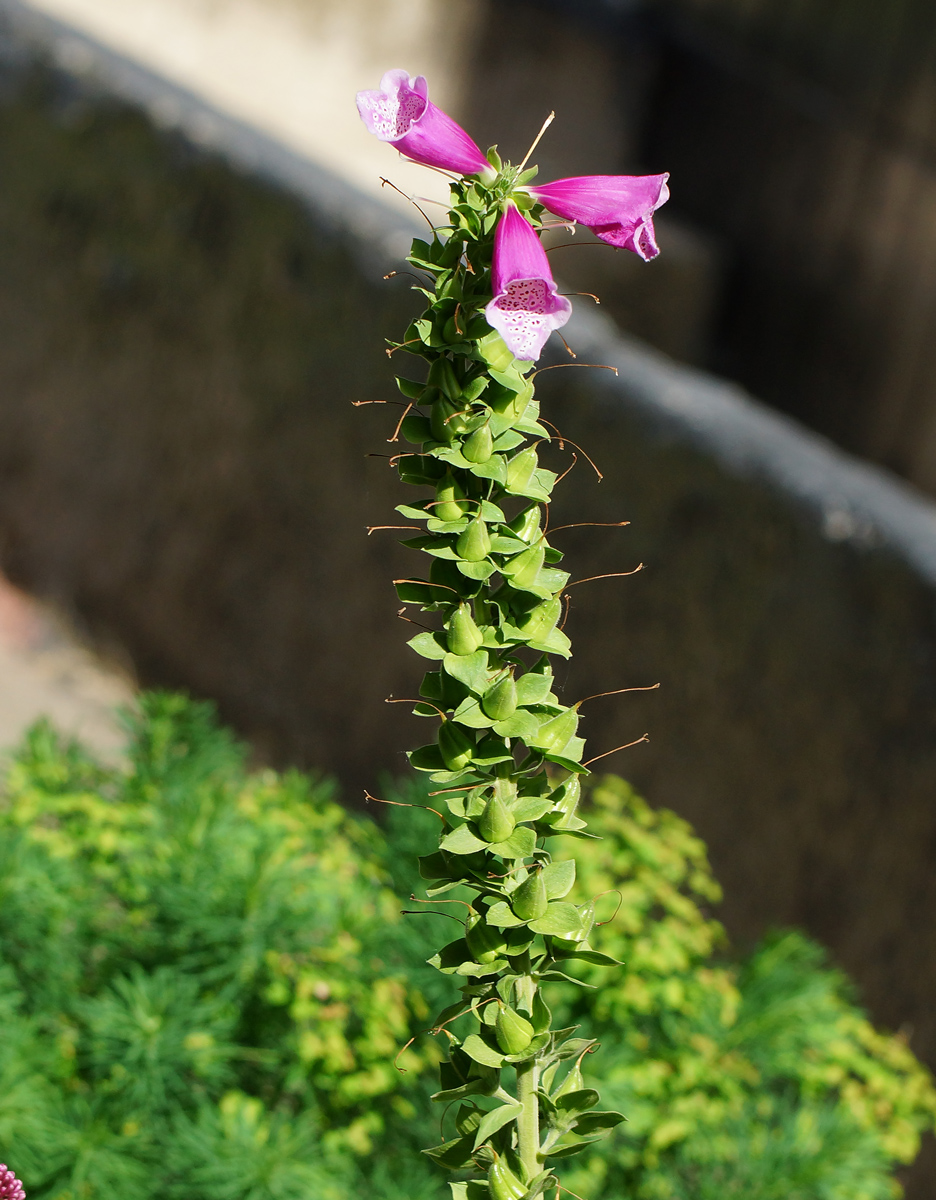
[
  {"left": 541, "top": 1137, "right": 601, "bottom": 1160},
  {"left": 541, "top": 860, "right": 575, "bottom": 900},
  {"left": 408, "top": 631, "right": 448, "bottom": 660},
  {"left": 529, "top": 902, "right": 583, "bottom": 938},
  {"left": 443, "top": 650, "right": 491, "bottom": 692},
  {"left": 537, "top": 970, "right": 596, "bottom": 987},
  {"left": 488, "top": 826, "right": 537, "bottom": 860},
  {"left": 528, "top": 628, "right": 572, "bottom": 658},
  {"left": 573, "top": 1110, "right": 626, "bottom": 1135},
  {"left": 429, "top": 937, "right": 473, "bottom": 973},
  {"left": 518, "top": 1172, "right": 557, "bottom": 1200},
  {"left": 473, "top": 1102, "right": 522, "bottom": 1149},
  {"left": 474, "top": 733, "right": 514, "bottom": 765},
  {"left": 457, "top": 559, "right": 497, "bottom": 581},
  {"left": 511, "top": 797, "right": 552, "bottom": 822},
  {"left": 450, "top": 1181, "right": 491, "bottom": 1200},
  {"left": 515, "top": 674, "right": 553, "bottom": 706},
  {"left": 423, "top": 1134, "right": 476, "bottom": 1169},
  {"left": 396, "top": 580, "right": 435, "bottom": 605},
  {"left": 461, "top": 1034, "right": 505, "bottom": 1068},
  {"left": 418, "top": 851, "right": 451, "bottom": 881},
  {"left": 468, "top": 455, "right": 508, "bottom": 485},
  {"left": 543, "top": 752, "right": 590, "bottom": 776},
  {"left": 452, "top": 698, "right": 497, "bottom": 729},
  {"left": 396, "top": 376, "right": 426, "bottom": 400},
  {"left": 555, "top": 1089, "right": 600, "bottom": 1117},
  {"left": 492, "top": 710, "right": 541, "bottom": 740},
  {"left": 409, "top": 743, "right": 447, "bottom": 772},
  {"left": 456, "top": 958, "right": 511, "bottom": 977},
  {"left": 433, "top": 1078, "right": 490, "bottom": 1104},
  {"left": 490, "top": 367, "right": 529, "bottom": 394},
  {"left": 486, "top": 901, "right": 526, "bottom": 928},
  {"left": 440, "top": 824, "right": 489, "bottom": 855},
  {"left": 553, "top": 947, "right": 623, "bottom": 967}
]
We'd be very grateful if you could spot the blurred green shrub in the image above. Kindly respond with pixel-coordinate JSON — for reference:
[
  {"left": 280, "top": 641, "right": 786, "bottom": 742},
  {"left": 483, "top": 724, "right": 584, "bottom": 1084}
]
[{"left": 0, "top": 694, "right": 933, "bottom": 1199}]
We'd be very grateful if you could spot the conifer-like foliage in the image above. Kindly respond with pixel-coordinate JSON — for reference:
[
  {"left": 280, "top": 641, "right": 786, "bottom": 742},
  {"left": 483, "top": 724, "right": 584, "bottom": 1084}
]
[{"left": 0, "top": 698, "right": 933, "bottom": 1198}]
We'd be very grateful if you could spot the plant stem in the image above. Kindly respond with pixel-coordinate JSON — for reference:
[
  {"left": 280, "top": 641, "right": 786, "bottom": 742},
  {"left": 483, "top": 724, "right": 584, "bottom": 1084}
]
[{"left": 516, "top": 1056, "right": 541, "bottom": 1179}]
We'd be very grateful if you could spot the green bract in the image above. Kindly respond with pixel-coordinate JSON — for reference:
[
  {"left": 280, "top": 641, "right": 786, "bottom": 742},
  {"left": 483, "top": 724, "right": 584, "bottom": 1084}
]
[{"left": 383, "top": 161, "right": 627, "bottom": 1198}]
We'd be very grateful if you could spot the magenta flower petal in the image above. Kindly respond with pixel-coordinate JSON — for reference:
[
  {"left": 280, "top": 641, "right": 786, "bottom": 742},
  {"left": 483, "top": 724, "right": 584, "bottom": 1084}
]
[
  {"left": 485, "top": 205, "right": 572, "bottom": 362},
  {"left": 530, "top": 173, "right": 670, "bottom": 260},
  {"left": 356, "top": 69, "right": 488, "bottom": 177},
  {"left": 0, "top": 1165, "right": 25, "bottom": 1200}
]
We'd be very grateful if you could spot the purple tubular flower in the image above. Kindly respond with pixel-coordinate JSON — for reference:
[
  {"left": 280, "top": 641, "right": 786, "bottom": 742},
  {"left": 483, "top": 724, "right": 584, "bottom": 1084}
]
[
  {"left": 356, "top": 69, "right": 489, "bottom": 177},
  {"left": 530, "top": 173, "right": 670, "bottom": 260},
  {"left": 484, "top": 204, "right": 572, "bottom": 362},
  {"left": 0, "top": 1166, "right": 24, "bottom": 1200}
]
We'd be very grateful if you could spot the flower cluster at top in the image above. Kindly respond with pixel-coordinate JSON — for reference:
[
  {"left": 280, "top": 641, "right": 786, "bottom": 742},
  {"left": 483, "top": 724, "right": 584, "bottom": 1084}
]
[
  {"left": 0, "top": 1167, "right": 24, "bottom": 1200},
  {"left": 357, "top": 69, "right": 669, "bottom": 362}
]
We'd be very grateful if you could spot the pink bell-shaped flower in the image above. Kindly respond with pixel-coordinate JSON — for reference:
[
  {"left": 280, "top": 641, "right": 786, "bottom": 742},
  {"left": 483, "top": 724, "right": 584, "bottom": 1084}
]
[
  {"left": 485, "top": 204, "right": 572, "bottom": 362},
  {"left": 356, "top": 69, "right": 490, "bottom": 177},
  {"left": 530, "top": 173, "right": 670, "bottom": 260}
]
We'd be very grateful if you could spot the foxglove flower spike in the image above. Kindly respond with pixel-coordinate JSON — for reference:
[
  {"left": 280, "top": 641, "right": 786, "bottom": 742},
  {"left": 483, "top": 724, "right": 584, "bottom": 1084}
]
[
  {"left": 485, "top": 204, "right": 572, "bottom": 362},
  {"left": 356, "top": 69, "right": 490, "bottom": 177},
  {"left": 531, "top": 173, "right": 670, "bottom": 260},
  {"left": 0, "top": 1166, "right": 24, "bottom": 1200}
]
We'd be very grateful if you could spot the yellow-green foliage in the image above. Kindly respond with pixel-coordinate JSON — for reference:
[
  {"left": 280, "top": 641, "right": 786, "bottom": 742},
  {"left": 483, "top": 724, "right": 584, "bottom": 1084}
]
[
  {"left": 0, "top": 694, "right": 431, "bottom": 1198},
  {"left": 1, "top": 699, "right": 934, "bottom": 1200},
  {"left": 545, "top": 777, "right": 936, "bottom": 1199}
]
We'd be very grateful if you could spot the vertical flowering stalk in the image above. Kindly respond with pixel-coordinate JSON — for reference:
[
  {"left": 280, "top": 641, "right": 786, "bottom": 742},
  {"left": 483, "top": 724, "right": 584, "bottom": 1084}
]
[{"left": 359, "top": 72, "right": 666, "bottom": 1200}]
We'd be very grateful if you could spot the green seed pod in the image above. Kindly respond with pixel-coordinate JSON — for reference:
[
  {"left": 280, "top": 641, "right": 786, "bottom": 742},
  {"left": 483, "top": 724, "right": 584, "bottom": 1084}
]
[
  {"left": 429, "top": 396, "right": 458, "bottom": 443},
  {"left": 508, "top": 505, "right": 542, "bottom": 543},
  {"left": 576, "top": 899, "right": 596, "bottom": 943},
  {"left": 495, "top": 1005, "right": 534, "bottom": 1055},
  {"left": 507, "top": 543, "right": 545, "bottom": 589},
  {"left": 442, "top": 315, "right": 461, "bottom": 343},
  {"left": 532, "top": 707, "right": 579, "bottom": 754},
  {"left": 448, "top": 603, "right": 484, "bottom": 655},
  {"left": 511, "top": 870, "right": 548, "bottom": 921},
  {"left": 456, "top": 515, "right": 492, "bottom": 563},
  {"left": 519, "top": 597, "right": 562, "bottom": 641},
  {"left": 466, "top": 913, "right": 508, "bottom": 964},
  {"left": 479, "top": 793, "right": 516, "bottom": 843},
  {"left": 463, "top": 421, "right": 494, "bottom": 464},
  {"left": 400, "top": 411, "right": 433, "bottom": 445},
  {"left": 438, "top": 720, "right": 474, "bottom": 772},
  {"left": 482, "top": 675, "right": 518, "bottom": 721},
  {"left": 531, "top": 990, "right": 552, "bottom": 1034},
  {"left": 553, "top": 1056, "right": 585, "bottom": 1098},
  {"left": 488, "top": 1158, "right": 526, "bottom": 1200},
  {"left": 435, "top": 471, "right": 467, "bottom": 521},
  {"left": 506, "top": 446, "right": 538, "bottom": 492},
  {"left": 550, "top": 775, "right": 582, "bottom": 821},
  {"left": 428, "top": 356, "right": 461, "bottom": 401}
]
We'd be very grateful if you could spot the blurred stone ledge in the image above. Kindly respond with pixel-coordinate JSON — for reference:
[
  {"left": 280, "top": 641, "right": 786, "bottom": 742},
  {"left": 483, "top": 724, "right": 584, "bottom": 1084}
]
[{"left": 0, "top": 1, "right": 934, "bottom": 1189}]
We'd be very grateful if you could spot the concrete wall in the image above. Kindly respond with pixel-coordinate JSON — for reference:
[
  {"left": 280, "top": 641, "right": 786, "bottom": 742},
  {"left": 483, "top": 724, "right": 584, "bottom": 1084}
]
[{"left": 0, "top": 1, "right": 935, "bottom": 1189}]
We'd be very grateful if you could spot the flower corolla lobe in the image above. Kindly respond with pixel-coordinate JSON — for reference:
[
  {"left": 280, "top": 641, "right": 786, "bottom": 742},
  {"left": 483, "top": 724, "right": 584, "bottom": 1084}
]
[
  {"left": 356, "top": 69, "right": 489, "bottom": 177},
  {"left": 485, "top": 205, "right": 572, "bottom": 362},
  {"left": 531, "top": 173, "right": 670, "bottom": 260}
]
